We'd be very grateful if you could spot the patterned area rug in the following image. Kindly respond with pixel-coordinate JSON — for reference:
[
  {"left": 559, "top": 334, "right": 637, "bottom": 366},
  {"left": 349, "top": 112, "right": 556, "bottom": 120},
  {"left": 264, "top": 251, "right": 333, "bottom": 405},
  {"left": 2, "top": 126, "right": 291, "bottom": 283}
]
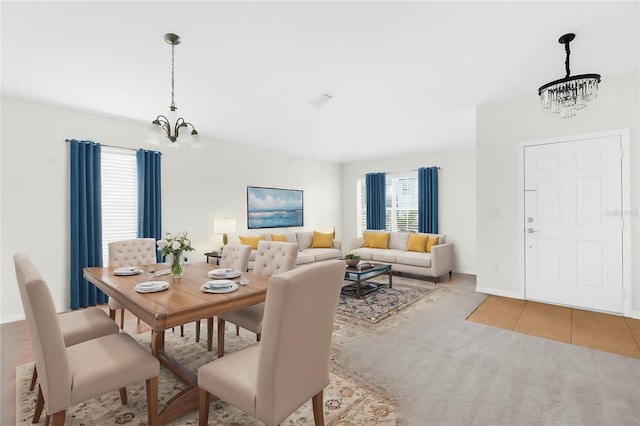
[
  {"left": 16, "top": 322, "right": 401, "bottom": 425},
  {"left": 337, "top": 275, "right": 439, "bottom": 326}
]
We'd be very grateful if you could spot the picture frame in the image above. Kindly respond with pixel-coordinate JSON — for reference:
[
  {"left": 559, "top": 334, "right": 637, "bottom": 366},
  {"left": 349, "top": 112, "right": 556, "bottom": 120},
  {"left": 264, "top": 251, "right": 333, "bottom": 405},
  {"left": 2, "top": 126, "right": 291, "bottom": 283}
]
[{"left": 247, "top": 186, "right": 304, "bottom": 229}]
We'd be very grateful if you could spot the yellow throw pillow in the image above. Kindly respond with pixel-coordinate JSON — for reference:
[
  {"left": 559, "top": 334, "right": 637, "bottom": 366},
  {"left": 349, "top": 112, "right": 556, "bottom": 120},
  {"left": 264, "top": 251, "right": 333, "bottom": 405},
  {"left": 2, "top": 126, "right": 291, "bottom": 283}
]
[
  {"left": 406, "top": 233, "right": 429, "bottom": 252},
  {"left": 369, "top": 232, "right": 390, "bottom": 249},
  {"left": 362, "top": 231, "right": 375, "bottom": 247},
  {"left": 239, "top": 235, "right": 265, "bottom": 250},
  {"left": 270, "top": 234, "right": 288, "bottom": 242},
  {"left": 311, "top": 231, "right": 334, "bottom": 248},
  {"left": 426, "top": 236, "right": 440, "bottom": 253}
]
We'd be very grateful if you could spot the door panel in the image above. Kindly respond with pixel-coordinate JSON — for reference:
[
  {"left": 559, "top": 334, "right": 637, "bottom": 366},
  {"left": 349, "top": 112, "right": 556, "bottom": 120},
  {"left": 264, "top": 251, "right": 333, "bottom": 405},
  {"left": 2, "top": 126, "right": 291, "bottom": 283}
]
[{"left": 524, "top": 136, "right": 623, "bottom": 313}]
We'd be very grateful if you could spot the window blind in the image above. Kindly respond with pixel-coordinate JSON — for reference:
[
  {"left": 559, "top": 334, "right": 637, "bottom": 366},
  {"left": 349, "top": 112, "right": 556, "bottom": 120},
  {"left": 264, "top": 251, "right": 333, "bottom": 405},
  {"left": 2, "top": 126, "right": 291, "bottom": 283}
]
[
  {"left": 101, "top": 146, "right": 138, "bottom": 263},
  {"left": 358, "top": 174, "right": 418, "bottom": 234}
]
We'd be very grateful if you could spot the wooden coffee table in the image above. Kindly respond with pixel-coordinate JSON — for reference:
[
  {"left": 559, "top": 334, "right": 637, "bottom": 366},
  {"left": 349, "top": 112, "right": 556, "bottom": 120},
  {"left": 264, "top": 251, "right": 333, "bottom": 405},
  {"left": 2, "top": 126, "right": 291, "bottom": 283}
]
[{"left": 343, "top": 263, "right": 392, "bottom": 299}]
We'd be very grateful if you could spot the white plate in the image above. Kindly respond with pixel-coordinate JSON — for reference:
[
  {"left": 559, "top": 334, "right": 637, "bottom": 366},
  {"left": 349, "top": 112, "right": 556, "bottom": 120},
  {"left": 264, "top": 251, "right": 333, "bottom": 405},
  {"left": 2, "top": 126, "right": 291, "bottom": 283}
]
[
  {"left": 203, "top": 279, "right": 235, "bottom": 289},
  {"left": 201, "top": 282, "right": 238, "bottom": 294},
  {"left": 135, "top": 281, "right": 169, "bottom": 293},
  {"left": 114, "top": 266, "right": 142, "bottom": 276},
  {"left": 208, "top": 269, "right": 241, "bottom": 279}
]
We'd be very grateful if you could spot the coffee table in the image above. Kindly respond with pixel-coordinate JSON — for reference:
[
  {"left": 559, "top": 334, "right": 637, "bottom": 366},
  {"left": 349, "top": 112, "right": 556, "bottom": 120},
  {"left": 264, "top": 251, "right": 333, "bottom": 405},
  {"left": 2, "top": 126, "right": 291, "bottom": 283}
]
[{"left": 343, "top": 263, "right": 392, "bottom": 299}]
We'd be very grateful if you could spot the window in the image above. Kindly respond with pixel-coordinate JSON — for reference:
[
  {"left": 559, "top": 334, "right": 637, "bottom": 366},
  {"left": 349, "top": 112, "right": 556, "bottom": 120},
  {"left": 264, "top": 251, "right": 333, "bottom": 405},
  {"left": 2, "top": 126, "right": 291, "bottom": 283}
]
[
  {"left": 357, "top": 174, "right": 418, "bottom": 235},
  {"left": 101, "top": 147, "right": 138, "bottom": 263}
]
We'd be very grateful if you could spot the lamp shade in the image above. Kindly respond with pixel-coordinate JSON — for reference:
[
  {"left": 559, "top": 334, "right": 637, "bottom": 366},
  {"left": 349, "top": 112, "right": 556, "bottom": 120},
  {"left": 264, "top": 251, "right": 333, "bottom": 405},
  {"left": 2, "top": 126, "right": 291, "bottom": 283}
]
[{"left": 214, "top": 219, "right": 237, "bottom": 235}]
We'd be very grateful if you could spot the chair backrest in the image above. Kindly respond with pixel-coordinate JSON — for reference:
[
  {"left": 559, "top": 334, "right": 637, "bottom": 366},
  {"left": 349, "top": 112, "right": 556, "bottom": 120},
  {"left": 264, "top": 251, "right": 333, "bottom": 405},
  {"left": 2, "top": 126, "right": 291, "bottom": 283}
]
[
  {"left": 108, "top": 238, "right": 156, "bottom": 267},
  {"left": 255, "top": 259, "right": 346, "bottom": 425},
  {"left": 252, "top": 241, "right": 298, "bottom": 277},
  {"left": 14, "top": 253, "right": 72, "bottom": 413},
  {"left": 219, "top": 244, "right": 252, "bottom": 271}
]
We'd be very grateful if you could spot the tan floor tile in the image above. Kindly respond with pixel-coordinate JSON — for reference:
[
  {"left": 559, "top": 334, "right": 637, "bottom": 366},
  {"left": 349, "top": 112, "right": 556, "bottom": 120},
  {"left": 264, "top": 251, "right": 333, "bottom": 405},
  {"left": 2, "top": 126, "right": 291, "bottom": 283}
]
[
  {"left": 467, "top": 311, "right": 518, "bottom": 331},
  {"left": 624, "top": 317, "right": 640, "bottom": 349},
  {"left": 519, "top": 302, "right": 571, "bottom": 330},
  {"left": 473, "top": 296, "right": 526, "bottom": 319},
  {"left": 572, "top": 330, "right": 640, "bottom": 359},
  {"left": 514, "top": 319, "right": 571, "bottom": 344},
  {"left": 572, "top": 309, "right": 629, "bottom": 334}
]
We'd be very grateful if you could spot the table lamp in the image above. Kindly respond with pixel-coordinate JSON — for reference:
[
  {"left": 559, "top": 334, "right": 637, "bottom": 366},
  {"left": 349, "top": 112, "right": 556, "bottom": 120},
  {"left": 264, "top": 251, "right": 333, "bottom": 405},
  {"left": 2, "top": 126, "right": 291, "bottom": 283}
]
[{"left": 214, "top": 218, "right": 237, "bottom": 249}]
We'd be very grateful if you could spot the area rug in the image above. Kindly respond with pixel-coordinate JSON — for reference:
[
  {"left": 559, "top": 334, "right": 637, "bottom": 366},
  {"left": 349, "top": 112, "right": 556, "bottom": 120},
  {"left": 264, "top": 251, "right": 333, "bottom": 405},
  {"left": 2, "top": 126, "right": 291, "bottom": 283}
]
[
  {"left": 337, "top": 275, "right": 439, "bottom": 326},
  {"left": 16, "top": 323, "right": 401, "bottom": 425}
]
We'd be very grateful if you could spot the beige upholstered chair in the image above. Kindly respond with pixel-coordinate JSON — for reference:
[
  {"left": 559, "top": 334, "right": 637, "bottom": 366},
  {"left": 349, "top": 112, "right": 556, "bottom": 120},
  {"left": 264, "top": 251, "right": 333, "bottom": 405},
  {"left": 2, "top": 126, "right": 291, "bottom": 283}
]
[
  {"left": 108, "top": 238, "right": 157, "bottom": 328},
  {"left": 13, "top": 253, "right": 120, "bottom": 410},
  {"left": 14, "top": 253, "right": 160, "bottom": 426},
  {"left": 199, "top": 260, "right": 346, "bottom": 426},
  {"left": 196, "top": 244, "right": 251, "bottom": 351},
  {"left": 216, "top": 241, "right": 298, "bottom": 358}
]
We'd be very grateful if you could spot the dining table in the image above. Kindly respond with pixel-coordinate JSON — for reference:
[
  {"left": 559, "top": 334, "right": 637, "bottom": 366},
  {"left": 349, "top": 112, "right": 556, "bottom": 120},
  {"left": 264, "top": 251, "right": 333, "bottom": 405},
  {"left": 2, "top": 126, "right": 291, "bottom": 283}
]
[{"left": 83, "top": 262, "right": 269, "bottom": 425}]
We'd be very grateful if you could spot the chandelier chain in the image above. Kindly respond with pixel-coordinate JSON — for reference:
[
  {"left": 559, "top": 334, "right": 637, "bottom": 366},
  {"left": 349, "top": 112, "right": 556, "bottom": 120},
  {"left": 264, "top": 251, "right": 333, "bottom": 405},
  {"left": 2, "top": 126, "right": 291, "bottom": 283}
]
[
  {"left": 564, "top": 40, "right": 571, "bottom": 78},
  {"left": 170, "top": 43, "right": 176, "bottom": 109}
]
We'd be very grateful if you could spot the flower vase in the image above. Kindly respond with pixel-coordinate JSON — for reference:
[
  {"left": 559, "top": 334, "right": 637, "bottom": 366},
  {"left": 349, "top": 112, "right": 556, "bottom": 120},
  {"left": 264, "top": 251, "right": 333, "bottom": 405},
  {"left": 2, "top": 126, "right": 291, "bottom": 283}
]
[{"left": 171, "top": 251, "right": 184, "bottom": 278}]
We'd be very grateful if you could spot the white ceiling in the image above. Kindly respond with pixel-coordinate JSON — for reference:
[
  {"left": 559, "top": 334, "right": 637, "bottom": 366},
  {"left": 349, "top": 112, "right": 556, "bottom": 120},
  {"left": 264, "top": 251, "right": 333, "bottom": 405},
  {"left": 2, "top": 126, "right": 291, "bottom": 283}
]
[{"left": 2, "top": 1, "right": 638, "bottom": 162}]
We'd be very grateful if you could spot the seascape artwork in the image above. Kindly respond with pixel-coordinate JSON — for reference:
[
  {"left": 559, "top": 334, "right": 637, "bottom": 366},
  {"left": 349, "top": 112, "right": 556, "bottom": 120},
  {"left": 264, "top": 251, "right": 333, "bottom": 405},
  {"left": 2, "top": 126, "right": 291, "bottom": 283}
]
[{"left": 247, "top": 186, "right": 304, "bottom": 229}]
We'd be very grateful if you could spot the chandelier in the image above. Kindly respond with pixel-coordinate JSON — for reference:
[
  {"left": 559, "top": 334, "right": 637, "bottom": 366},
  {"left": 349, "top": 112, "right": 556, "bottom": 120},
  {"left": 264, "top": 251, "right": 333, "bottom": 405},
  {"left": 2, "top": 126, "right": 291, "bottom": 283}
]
[
  {"left": 145, "top": 33, "right": 200, "bottom": 147},
  {"left": 538, "top": 33, "right": 601, "bottom": 119}
]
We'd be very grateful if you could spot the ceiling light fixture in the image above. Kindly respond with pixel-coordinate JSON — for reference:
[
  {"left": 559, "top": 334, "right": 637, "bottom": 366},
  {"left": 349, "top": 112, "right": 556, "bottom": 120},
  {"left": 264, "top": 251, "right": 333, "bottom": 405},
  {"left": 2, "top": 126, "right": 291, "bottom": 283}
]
[
  {"left": 538, "top": 33, "right": 601, "bottom": 119},
  {"left": 145, "top": 33, "right": 200, "bottom": 147}
]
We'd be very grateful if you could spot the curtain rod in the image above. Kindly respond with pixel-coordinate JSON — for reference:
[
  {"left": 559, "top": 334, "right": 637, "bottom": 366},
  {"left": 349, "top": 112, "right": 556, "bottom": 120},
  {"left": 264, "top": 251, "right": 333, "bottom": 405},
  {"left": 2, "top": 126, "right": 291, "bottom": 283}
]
[{"left": 65, "top": 139, "right": 162, "bottom": 154}]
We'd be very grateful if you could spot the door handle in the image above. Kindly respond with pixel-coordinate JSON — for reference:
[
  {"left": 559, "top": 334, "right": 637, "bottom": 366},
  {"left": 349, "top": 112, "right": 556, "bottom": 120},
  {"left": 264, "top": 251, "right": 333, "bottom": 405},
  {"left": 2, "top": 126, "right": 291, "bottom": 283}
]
[{"left": 527, "top": 228, "right": 540, "bottom": 233}]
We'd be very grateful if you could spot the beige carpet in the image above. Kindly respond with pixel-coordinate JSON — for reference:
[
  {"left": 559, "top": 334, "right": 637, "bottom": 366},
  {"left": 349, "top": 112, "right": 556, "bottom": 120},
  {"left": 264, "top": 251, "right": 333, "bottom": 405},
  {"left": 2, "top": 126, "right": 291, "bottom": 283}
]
[{"left": 17, "top": 321, "right": 401, "bottom": 425}]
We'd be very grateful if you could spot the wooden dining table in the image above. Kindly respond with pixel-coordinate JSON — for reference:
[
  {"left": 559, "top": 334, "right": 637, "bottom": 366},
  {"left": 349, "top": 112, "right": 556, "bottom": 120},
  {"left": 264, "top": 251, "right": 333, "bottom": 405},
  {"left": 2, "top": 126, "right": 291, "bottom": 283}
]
[{"left": 83, "top": 262, "right": 269, "bottom": 425}]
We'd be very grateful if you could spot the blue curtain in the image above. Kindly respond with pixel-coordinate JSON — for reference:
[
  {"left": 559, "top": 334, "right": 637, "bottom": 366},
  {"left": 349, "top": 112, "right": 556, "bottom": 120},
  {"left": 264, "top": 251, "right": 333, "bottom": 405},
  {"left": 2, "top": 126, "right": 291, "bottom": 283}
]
[
  {"left": 365, "top": 172, "right": 386, "bottom": 230},
  {"left": 137, "top": 149, "right": 163, "bottom": 262},
  {"left": 418, "top": 166, "right": 439, "bottom": 233},
  {"left": 69, "top": 139, "right": 106, "bottom": 309}
]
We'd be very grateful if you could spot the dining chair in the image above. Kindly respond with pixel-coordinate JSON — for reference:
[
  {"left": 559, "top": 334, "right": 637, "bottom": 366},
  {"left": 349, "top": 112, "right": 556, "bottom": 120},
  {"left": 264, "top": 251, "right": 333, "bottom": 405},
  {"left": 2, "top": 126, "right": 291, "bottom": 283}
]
[
  {"left": 195, "top": 244, "right": 251, "bottom": 351},
  {"left": 13, "top": 254, "right": 120, "bottom": 403},
  {"left": 15, "top": 253, "right": 160, "bottom": 426},
  {"left": 108, "top": 238, "right": 157, "bottom": 329},
  {"left": 216, "top": 240, "right": 298, "bottom": 358},
  {"left": 199, "top": 259, "right": 346, "bottom": 426}
]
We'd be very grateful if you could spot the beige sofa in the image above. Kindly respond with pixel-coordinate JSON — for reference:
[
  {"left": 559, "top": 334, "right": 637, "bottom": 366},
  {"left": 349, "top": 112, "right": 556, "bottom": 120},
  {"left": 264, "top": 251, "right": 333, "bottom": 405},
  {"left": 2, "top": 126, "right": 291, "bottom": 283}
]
[
  {"left": 351, "top": 231, "right": 453, "bottom": 283},
  {"left": 240, "top": 231, "right": 342, "bottom": 271}
]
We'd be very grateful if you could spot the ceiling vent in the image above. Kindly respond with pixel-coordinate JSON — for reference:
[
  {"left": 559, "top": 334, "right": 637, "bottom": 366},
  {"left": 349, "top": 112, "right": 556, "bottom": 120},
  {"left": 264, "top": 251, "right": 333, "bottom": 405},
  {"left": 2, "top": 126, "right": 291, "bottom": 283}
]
[{"left": 310, "top": 92, "right": 334, "bottom": 108}]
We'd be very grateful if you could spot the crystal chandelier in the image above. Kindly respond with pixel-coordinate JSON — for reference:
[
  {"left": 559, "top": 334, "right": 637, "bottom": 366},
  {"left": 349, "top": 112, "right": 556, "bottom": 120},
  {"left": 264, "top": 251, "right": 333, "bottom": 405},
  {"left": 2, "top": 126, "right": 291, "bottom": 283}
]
[
  {"left": 145, "top": 33, "right": 200, "bottom": 147},
  {"left": 538, "top": 33, "right": 601, "bottom": 119}
]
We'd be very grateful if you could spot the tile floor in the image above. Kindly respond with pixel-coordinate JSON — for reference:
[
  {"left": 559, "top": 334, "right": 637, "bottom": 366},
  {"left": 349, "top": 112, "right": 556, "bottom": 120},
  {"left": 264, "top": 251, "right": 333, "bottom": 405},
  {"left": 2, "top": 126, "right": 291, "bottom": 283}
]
[{"left": 467, "top": 295, "right": 640, "bottom": 359}]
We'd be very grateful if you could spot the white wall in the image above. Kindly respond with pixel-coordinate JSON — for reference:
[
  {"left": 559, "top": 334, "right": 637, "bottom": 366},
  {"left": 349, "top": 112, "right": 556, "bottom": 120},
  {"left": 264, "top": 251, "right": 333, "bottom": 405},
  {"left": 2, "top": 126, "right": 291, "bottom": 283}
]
[
  {"left": 1, "top": 96, "right": 341, "bottom": 322},
  {"left": 340, "top": 148, "right": 477, "bottom": 275},
  {"left": 476, "top": 71, "right": 640, "bottom": 317}
]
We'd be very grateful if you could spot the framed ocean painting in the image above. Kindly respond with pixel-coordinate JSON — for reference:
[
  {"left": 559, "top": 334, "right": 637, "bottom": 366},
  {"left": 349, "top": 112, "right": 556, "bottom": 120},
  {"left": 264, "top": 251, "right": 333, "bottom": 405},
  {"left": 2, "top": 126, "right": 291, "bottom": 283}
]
[{"left": 247, "top": 186, "right": 304, "bottom": 229}]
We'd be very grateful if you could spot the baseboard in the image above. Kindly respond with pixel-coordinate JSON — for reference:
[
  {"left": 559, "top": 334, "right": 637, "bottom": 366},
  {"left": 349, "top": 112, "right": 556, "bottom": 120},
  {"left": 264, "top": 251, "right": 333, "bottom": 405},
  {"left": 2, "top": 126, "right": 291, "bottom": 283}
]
[
  {"left": 454, "top": 268, "right": 476, "bottom": 275},
  {"left": 630, "top": 310, "right": 640, "bottom": 320},
  {"left": 475, "top": 286, "right": 523, "bottom": 300},
  {"left": 1, "top": 313, "right": 25, "bottom": 324}
]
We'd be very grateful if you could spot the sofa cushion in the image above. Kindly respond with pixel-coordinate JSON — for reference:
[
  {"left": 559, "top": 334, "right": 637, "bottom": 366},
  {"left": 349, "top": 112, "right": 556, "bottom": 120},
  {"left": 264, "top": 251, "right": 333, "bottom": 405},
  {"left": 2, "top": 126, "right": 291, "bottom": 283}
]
[
  {"left": 426, "top": 236, "right": 440, "bottom": 253},
  {"left": 296, "top": 232, "right": 313, "bottom": 250},
  {"left": 351, "top": 247, "right": 375, "bottom": 260},
  {"left": 389, "top": 232, "right": 410, "bottom": 250},
  {"left": 239, "top": 235, "right": 265, "bottom": 250},
  {"left": 295, "top": 252, "right": 315, "bottom": 265},
  {"left": 369, "top": 233, "right": 390, "bottom": 249},
  {"left": 396, "top": 251, "right": 432, "bottom": 268},
  {"left": 372, "top": 249, "right": 405, "bottom": 263},
  {"left": 406, "top": 233, "right": 429, "bottom": 252},
  {"left": 311, "top": 231, "right": 334, "bottom": 248},
  {"left": 302, "top": 248, "right": 341, "bottom": 262},
  {"left": 362, "top": 229, "right": 386, "bottom": 247}
]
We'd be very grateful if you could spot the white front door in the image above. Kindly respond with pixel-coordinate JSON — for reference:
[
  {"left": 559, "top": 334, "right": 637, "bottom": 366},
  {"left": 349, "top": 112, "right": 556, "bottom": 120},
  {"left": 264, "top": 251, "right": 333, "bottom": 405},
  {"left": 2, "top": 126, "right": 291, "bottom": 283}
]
[{"left": 524, "top": 135, "right": 623, "bottom": 313}]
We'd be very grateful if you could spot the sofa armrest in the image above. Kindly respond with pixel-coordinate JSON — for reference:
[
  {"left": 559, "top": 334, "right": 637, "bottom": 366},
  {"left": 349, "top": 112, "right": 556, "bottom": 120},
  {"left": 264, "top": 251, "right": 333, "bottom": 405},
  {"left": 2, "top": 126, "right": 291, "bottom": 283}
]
[
  {"left": 332, "top": 239, "right": 342, "bottom": 250},
  {"left": 430, "top": 242, "right": 453, "bottom": 277}
]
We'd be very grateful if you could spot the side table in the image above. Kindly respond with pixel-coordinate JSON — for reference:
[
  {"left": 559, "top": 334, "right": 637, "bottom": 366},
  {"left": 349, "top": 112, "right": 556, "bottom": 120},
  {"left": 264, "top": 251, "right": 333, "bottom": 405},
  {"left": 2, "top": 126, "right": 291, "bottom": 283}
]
[{"left": 204, "top": 252, "right": 222, "bottom": 265}]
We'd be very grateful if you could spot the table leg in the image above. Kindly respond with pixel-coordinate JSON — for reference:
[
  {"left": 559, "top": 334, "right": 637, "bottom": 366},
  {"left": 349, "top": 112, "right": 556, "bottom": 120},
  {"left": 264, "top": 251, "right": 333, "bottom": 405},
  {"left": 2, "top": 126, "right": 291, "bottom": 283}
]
[
  {"left": 389, "top": 271, "right": 393, "bottom": 288},
  {"left": 356, "top": 279, "right": 362, "bottom": 299}
]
